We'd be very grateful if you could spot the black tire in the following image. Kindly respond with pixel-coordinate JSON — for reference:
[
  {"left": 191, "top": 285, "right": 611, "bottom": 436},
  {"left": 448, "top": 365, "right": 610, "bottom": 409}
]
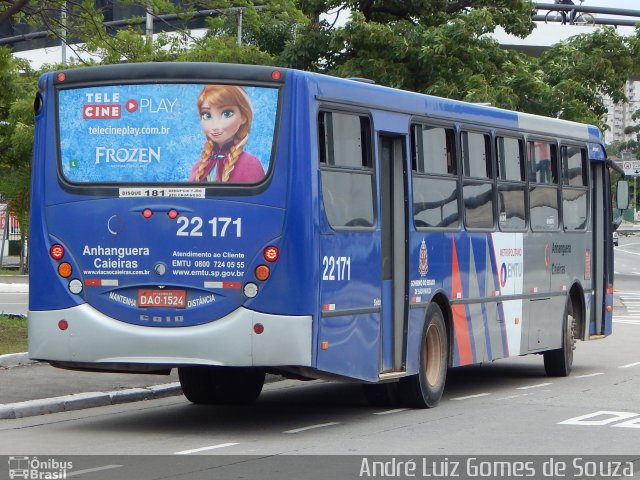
[
  {"left": 178, "top": 366, "right": 265, "bottom": 404},
  {"left": 544, "top": 300, "right": 575, "bottom": 377},
  {"left": 545, "top": 10, "right": 563, "bottom": 24},
  {"left": 574, "top": 13, "right": 595, "bottom": 26},
  {"left": 398, "top": 303, "right": 448, "bottom": 408}
]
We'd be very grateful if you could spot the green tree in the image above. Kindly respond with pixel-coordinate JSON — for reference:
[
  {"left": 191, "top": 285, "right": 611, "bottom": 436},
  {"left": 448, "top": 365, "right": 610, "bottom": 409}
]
[
  {"left": 537, "top": 27, "right": 636, "bottom": 127},
  {"left": 611, "top": 109, "right": 640, "bottom": 161},
  {"left": 0, "top": 48, "right": 35, "bottom": 273},
  {"left": 279, "top": 1, "right": 636, "bottom": 129}
]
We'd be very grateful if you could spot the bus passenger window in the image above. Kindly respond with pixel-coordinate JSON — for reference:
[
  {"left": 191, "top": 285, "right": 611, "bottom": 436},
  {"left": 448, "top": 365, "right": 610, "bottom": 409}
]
[
  {"left": 411, "top": 124, "right": 459, "bottom": 229},
  {"left": 412, "top": 125, "right": 456, "bottom": 175},
  {"left": 528, "top": 141, "right": 558, "bottom": 184},
  {"left": 496, "top": 136, "right": 526, "bottom": 231},
  {"left": 562, "top": 146, "right": 589, "bottom": 231},
  {"left": 528, "top": 140, "right": 559, "bottom": 231},
  {"left": 461, "top": 131, "right": 494, "bottom": 229},
  {"left": 319, "top": 111, "right": 375, "bottom": 229}
]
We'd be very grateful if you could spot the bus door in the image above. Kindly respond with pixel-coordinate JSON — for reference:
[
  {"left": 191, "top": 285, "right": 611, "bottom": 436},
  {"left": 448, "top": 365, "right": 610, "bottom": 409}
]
[
  {"left": 590, "top": 161, "right": 606, "bottom": 336},
  {"left": 317, "top": 111, "right": 381, "bottom": 381},
  {"left": 379, "top": 135, "right": 408, "bottom": 373}
]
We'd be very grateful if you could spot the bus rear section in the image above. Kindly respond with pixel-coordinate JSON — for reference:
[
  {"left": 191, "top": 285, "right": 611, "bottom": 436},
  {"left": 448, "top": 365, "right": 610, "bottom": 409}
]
[{"left": 28, "top": 63, "right": 315, "bottom": 403}]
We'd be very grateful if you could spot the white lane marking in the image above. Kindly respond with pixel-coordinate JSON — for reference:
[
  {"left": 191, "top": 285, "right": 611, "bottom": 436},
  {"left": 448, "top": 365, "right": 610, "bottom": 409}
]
[
  {"left": 67, "top": 465, "right": 123, "bottom": 477},
  {"left": 619, "top": 362, "right": 640, "bottom": 369},
  {"left": 175, "top": 443, "right": 239, "bottom": 455},
  {"left": 496, "top": 393, "right": 531, "bottom": 401},
  {"left": 612, "top": 417, "right": 640, "bottom": 429},
  {"left": 558, "top": 411, "right": 639, "bottom": 426},
  {"left": 451, "top": 393, "right": 491, "bottom": 401},
  {"left": 615, "top": 248, "right": 640, "bottom": 256},
  {"left": 373, "top": 408, "right": 408, "bottom": 415},
  {"left": 574, "top": 372, "right": 604, "bottom": 379},
  {"left": 516, "top": 382, "right": 552, "bottom": 390},
  {"left": 614, "top": 320, "right": 640, "bottom": 325},
  {"left": 283, "top": 422, "right": 340, "bottom": 434}
]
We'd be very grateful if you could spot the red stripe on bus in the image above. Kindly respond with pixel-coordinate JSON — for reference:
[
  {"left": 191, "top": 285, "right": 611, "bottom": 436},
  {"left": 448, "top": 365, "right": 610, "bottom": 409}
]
[
  {"left": 84, "top": 279, "right": 101, "bottom": 286},
  {"left": 451, "top": 239, "right": 473, "bottom": 366},
  {"left": 223, "top": 282, "right": 241, "bottom": 289}
]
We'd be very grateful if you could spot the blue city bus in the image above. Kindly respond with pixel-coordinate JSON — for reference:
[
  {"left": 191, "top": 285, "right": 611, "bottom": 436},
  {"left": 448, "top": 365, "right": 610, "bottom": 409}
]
[{"left": 28, "top": 63, "right": 627, "bottom": 408}]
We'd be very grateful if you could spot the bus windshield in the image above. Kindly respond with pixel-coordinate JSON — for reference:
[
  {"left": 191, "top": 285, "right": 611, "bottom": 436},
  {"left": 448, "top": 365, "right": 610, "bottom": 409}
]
[{"left": 57, "top": 83, "right": 279, "bottom": 184}]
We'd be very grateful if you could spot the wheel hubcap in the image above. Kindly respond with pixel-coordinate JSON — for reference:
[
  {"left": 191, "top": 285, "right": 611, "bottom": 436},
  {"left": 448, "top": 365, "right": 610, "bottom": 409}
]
[{"left": 425, "top": 324, "right": 442, "bottom": 386}]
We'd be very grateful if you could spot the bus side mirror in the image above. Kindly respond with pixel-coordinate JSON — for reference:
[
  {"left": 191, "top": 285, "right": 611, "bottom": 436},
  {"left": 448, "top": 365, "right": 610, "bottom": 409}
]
[{"left": 617, "top": 180, "right": 629, "bottom": 211}]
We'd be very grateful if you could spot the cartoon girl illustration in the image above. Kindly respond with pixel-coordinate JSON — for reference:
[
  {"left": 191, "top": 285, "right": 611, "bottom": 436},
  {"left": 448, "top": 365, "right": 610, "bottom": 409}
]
[{"left": 189, "top": 85, "right": 265, "bottom": 183}]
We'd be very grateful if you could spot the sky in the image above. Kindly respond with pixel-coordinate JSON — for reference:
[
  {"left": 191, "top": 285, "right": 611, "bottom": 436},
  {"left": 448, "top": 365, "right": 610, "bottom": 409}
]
[{"left": 586, "top": 0, "right": 639, "bottom": 11}]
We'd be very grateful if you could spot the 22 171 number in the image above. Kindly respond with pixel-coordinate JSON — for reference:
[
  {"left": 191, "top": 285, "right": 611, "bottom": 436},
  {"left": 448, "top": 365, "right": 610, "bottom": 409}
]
[{"left": 322, "top": 256, "right": 351, "bottom": 281}]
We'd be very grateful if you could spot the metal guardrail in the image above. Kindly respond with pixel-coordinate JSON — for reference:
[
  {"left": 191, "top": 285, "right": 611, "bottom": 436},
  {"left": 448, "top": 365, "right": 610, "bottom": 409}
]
[
  {"left": 533, "top": 3, "right": 640, "bottom": 27},
  {"left": 532, "top": 14, "right": 639, "bottom": 27}
]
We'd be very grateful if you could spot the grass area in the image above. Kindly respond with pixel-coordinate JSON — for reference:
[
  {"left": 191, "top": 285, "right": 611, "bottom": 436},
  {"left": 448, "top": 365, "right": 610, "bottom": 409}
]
[
  {"left": 0, "top": 314, "right": 28, "bottom": 354},
  {"left": 0, "top": 268, "right": 18, "bottom": 275}
]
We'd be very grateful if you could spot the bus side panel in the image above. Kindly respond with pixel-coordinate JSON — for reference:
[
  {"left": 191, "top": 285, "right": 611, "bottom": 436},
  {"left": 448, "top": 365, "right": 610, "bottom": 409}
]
[
  {"left": 316, "top": 232, "right": 381, "bottom": 381},
  {"left": 316, "top": 312, "right": 380, "bottom": 380},
  {"left": 490, "top": 233, "right": 524, "bottom": 357},
  {"left": 407, "top": 232, "right": 526, "bottom": 372},
  {"left": 450, "top": 234, "right": 510, "bottom": 365},
  {"left": 232, "top": 74, "right": 318, "bottom": 318},
  {"left": 406, "top": 232, "right": 452, "bottom": 372},
  {"left": 30, "top": 74, "right": 83, "bottom": 312}
]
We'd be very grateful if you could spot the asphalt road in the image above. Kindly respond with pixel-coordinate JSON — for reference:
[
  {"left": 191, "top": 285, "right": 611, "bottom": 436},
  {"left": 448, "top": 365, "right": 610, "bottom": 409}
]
[
  {"left": 1, "top": 322, "right": 638, "bottom": 457},
  {"left": 0, "top": 289, "right": 27, "bottom": 316}
]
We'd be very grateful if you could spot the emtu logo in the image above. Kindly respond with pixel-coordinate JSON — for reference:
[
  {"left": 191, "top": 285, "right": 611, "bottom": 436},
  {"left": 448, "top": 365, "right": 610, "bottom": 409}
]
[
  {"left": 125, "top": 99, "right": 139, "bottom": 113},
  {"left": 500, "top": 262, "right": 508, "bottom": 288}
]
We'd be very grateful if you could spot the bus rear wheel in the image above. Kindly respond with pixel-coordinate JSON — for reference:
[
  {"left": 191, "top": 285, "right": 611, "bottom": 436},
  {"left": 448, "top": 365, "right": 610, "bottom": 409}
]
[
  {"left": 178, "top": 366, "right": 265, "bottom": 404},
  {"left": 543, "top": 300, "right": 576, "bottom": 377},
  {"left": 398, "top": 303, "right": 448, "bottom": 408}
]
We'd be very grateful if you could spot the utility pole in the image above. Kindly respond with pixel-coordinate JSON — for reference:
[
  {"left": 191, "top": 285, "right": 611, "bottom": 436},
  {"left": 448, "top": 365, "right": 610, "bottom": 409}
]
[
  {"left": 146, "top": 7, "right": 154, "bottom": 45},
  {"left": 61, "top": 2, "right": 67, "bottom": 64}
]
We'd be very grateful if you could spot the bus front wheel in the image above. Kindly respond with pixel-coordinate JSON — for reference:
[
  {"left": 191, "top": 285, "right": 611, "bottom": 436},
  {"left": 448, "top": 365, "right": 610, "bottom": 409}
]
[
  {"left": 543, "top": 300, "right": 576, "bottom": 377},
  {"left": 178, "top": 366, "right": 265, "bottom": 405},
  {"left": 398, "top": 303, "right": 448, "bottom": 408}
]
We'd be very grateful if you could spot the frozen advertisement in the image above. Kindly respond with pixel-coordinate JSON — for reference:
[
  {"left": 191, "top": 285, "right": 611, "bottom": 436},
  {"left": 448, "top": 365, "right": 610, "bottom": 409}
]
[{"left": 58, "top": 83, "right": 279, "bottom": 184}]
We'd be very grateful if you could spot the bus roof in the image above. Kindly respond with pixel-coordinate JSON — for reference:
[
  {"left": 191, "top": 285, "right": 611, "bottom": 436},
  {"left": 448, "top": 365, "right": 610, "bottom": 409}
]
[{"left": 292, "top": 68, "right": 604, "bottom": 145}]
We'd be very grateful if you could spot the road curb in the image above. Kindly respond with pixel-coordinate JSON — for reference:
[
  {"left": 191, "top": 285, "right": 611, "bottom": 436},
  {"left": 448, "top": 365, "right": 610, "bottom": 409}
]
[
  {"left": 0, "top": 352, "right": 33, "bottom": 368},
  {"left": 0, "top": 283, "right": 28, "bottom": 293},
  {"left": 0, "top": 382, "right": 183, "bottom": 420},
  {"left": 0, "top": 275, "right": 28, "bottom": 285}
]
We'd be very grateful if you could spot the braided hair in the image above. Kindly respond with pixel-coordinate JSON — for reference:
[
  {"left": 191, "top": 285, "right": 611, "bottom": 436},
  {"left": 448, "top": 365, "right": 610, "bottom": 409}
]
[{"left": 194, "top": 85, "right": 253, "bottom": 182}]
